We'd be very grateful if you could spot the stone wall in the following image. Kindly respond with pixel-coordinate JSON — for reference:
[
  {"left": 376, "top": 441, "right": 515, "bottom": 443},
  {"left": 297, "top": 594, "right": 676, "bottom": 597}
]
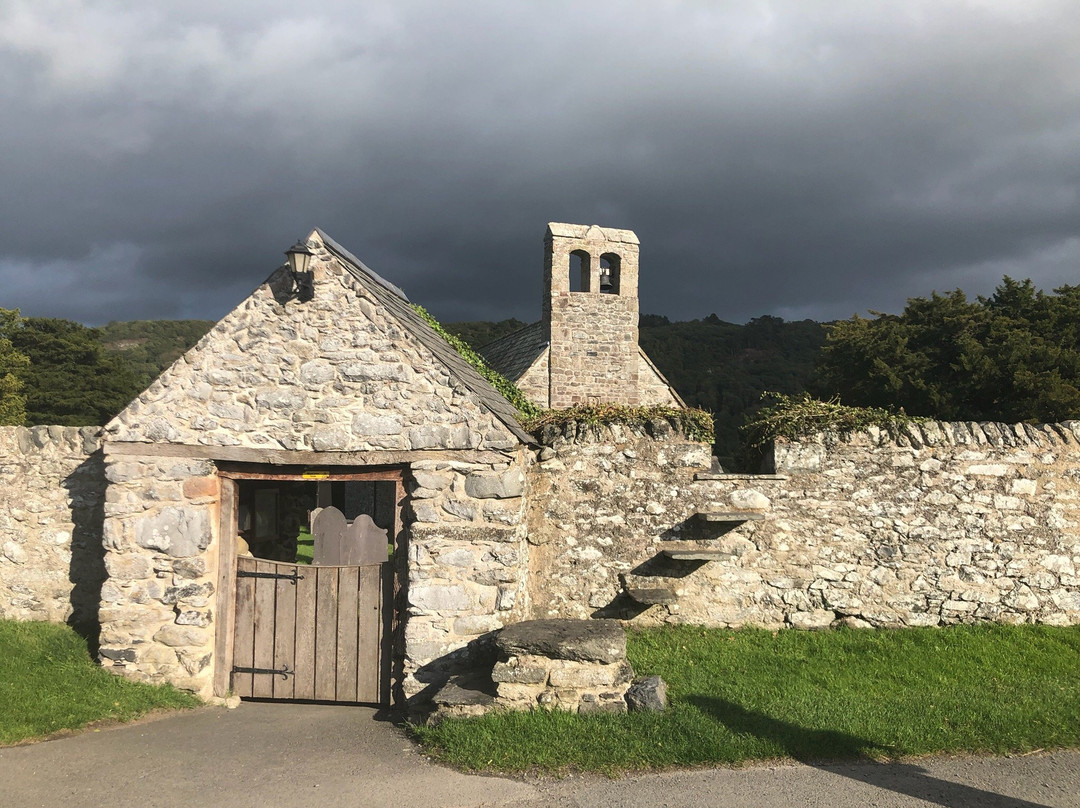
[
  {"left": 526, "top": 419, "right": 1080, "bottom": 629},
  {"left": 98, "top": 453, "right": 221, "bottom": 696},
  {"left": 402, "top": 449, "right": 532, "bottom": 699},
  {"left": 0, "top": 426, "right": 104, "bottom": 628},
  {"left": 514, "top": 349, "right": 549, "bottom": 409},
  {"left": 636, "top": 352, "right": 682, "bottom": 407}
]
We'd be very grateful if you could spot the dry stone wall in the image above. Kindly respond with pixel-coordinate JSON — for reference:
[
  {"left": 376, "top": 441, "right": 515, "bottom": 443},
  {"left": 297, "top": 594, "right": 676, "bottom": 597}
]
[
  {"left": 0, "top": 426, "right": 104, "bottom": 627},
  {"left": 527, "top": 420, "right": 1080, "bottom": 630}
]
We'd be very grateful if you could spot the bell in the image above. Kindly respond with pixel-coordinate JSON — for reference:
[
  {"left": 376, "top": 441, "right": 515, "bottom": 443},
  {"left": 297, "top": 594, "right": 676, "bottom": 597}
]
[{"left": 599, "top": 268, "right": 613, "bottom": 292}]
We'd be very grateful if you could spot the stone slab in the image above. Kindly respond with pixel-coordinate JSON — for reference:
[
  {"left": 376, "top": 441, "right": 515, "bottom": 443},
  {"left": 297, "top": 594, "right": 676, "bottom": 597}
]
[
  {"left": 626, "top": 588, "right": 678, "bottom": 606},
  {"left": 495, "top": 619, "right": 626, "bottom": 664},
  {"left": 696, "top": 511, "right": 766, "bottom": 523}
]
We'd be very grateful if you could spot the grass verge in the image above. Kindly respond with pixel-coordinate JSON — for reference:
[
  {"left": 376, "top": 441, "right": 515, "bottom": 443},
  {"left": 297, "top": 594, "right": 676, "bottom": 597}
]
[
  {"left": 412, "top": 623, "right": 1080, "bottom": 774},
  {"left": 0, "top": 620, "right": 200, "bottom": 746}
]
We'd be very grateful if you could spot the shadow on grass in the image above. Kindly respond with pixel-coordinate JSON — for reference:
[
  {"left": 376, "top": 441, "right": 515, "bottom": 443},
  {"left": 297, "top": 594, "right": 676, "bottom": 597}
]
[{"left": 690, "top": 697, "right": 1053, "bottom": 808}]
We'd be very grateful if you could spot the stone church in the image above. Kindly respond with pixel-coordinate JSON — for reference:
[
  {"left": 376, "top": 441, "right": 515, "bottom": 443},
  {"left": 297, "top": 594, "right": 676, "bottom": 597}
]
[{"left": 3, "top": 222, "right": 1079, "bottom": 712}]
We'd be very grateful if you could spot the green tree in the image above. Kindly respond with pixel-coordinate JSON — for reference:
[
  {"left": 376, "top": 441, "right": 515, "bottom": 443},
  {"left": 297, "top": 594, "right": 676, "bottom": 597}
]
[
  {"left": 0, "top": 309, "right": 30, "bottom": 425},
  {"left": 7, "top": 316, "right": 144, "bottom": 426},
  {"left": 813, "top": 277, "right": 1080, "bottom": 422}
]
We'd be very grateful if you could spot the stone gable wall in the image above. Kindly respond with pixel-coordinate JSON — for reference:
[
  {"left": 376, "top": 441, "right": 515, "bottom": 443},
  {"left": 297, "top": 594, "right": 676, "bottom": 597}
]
[
  {"left": 527, "top": 420, "right": 1080, "bottom": 629},
  {"left": 515, "top": 349, "right": 550, "bottom": 408},
  {"left": 636, "top": 353, "right": 681, "bottom": 406},
  {"left": 0, "top": 426, "right": 104, "bottom": 627},
  {"left": 105, "top": 236, "right": 519, "bottom": 453}
]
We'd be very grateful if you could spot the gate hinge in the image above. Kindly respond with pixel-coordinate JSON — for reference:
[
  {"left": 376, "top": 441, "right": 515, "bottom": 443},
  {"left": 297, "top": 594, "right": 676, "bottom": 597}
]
[{"left": 232, "top": 664, "right": 292, "bottom": 681}]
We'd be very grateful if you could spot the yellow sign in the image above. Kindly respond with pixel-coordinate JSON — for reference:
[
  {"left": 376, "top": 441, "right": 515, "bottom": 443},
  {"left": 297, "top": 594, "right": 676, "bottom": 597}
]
[{"left": 301, "top": 471, "right": 329, "bottom": 480}]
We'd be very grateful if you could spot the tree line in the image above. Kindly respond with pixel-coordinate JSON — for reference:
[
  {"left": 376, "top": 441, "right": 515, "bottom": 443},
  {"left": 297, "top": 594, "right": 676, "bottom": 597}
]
[{"left": 1, "top": 276, "right": 1078, "bottom": 460}]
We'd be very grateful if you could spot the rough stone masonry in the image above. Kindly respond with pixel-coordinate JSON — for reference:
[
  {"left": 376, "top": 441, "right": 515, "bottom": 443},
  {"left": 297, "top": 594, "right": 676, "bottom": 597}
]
[
  {"left": 3, "top": 416, "right": 1080, "bottom": 701},
  {"left": 527, "top": 418, "right": 1080, "bottom": 630}
]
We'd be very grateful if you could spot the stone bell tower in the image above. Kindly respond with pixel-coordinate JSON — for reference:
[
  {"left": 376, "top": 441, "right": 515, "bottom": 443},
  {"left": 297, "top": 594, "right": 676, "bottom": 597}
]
[{"left": 542, "top": 223, "right": 641, "bottom": 407}]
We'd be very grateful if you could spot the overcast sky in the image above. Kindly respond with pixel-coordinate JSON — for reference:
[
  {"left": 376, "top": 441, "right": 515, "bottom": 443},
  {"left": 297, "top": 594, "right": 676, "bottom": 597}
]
[{"left": 1, "top": 1, "right": 1078, "bottom": 328}]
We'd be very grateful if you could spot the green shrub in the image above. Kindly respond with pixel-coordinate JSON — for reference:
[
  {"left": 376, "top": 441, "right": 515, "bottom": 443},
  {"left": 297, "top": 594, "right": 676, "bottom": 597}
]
[{"left": 526, "top": 403, "right": 714, "bottom": 444}]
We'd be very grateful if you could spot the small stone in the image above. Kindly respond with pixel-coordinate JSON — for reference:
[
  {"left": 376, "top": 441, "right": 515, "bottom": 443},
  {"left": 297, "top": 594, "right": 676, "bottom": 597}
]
[
  {"left": 492, "top": 660, "right": 548, "bottom": 684},
  {"left": 311, "top": 425, "right": 351, "bottom": 451},
  {"left": 153, "top": 625, "right": 209, "bottom": 648},
  {"left": 351, "top": 413, "right": 402, "bottom": 436},
  {"left": 182, "top": 477, "right": 218, "bottom": 499},
  {"left": 3, "top": 541, "right": 29, "bottom": 565},
  {"left": 730, "top": 489, "right": 770, "bottom": 510},
  {"left": 135, "top": 507, "right": 211, "bottom": 558},
  {"left": 465, "top": 469, "right": 525, "bottom": 499},
  {"left": 788, "top": 610, "right": 836, "bottom": 630},
  {"left": 409, "top": 584, "right": 472, "bottom": 611},
  {"left": 625, "top": 675, "right": 668, "bottom": 712},
  {"left": 225, "top": 694, "right": 242, "bottom": 709}
]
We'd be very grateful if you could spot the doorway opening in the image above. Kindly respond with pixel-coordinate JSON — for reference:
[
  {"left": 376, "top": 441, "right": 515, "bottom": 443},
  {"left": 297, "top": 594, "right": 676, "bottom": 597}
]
[
  {"left": 236, "top": 478, "right": 398, "bottom": 564},
  {"left": 215, "top": 464, "right": 404, "bottom": 705}
]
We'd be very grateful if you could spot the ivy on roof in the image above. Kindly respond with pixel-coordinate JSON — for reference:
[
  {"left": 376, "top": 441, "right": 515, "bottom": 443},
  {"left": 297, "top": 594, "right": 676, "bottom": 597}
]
[{"left": 412, "top": 304, "right": 541, "bottom": 420}]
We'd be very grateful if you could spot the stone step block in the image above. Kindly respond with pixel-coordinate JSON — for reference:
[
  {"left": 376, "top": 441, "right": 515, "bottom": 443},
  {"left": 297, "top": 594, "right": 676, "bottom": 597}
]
[
  {"left": 695, "top": 511, "right": 766, "bottom": 524},
  {"left": 661, "top": 548, "right": 737, "bottom": 561},
  {"left": 625, "top": 587, "right": 678, "bottom": 606}
]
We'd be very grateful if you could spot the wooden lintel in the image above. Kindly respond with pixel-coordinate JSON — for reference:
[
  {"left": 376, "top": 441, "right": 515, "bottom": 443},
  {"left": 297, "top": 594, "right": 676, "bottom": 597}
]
[
  {"left": 216, "top": 464, "right": 403, "bottom": 482},
  {"left": 102, "top": 440, "right": 515, "bottom": 467}
]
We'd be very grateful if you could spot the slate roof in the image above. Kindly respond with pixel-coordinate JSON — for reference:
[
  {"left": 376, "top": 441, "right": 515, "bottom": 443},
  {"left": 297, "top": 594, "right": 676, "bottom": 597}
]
[
  {"left": 316, "top": 228, "right": 535, "bottom": 446},
  {"left": 477, "top": 320, "right": 547, "bottom": 382}
]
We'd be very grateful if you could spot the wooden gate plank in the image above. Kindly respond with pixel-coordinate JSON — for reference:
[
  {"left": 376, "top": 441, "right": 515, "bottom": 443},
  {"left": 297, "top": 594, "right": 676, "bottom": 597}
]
[
  {"left": 232, "top": 556, "right": 257, "bottom": 698},
  {"left": 252, "top": 560, "right": 278, "bottom": 699},
  {"left": 314, "top": 566, "right": 339, "bottom": 701},
  {"left": 272, "top": 562, "right": 298, "bottom": 700},
  {"left": 292, "top": 562, "right": 317, "bottom": 700},
  {"left": 356, "top": 564, "right": 382, "bottom": 703},
  {"left": 335, "top": 566, "right": 360, "bottom": 702}
]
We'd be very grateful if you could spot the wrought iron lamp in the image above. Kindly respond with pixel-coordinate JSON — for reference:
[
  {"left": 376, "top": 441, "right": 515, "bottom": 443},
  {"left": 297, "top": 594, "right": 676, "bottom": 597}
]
[{"left": 285, "top": 239, "right": 315, "bottom": 301}]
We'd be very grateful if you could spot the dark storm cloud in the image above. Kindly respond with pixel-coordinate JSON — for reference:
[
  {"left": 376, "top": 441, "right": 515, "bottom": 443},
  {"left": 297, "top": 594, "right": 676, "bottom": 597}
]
[{"left": 1, "top": 1, "right": 1078, "bottom": 327}]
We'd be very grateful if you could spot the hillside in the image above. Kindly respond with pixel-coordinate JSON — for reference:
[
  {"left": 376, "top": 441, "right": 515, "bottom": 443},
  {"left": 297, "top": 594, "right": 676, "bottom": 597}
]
[{"left": 99, "top": 320, "right": 217, "bottom": 390}]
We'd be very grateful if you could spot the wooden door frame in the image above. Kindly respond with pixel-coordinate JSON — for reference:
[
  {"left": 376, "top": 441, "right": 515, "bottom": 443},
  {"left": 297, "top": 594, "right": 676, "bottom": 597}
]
[{"left": 212, "top": 462, "right": 406, "bottom": 699}]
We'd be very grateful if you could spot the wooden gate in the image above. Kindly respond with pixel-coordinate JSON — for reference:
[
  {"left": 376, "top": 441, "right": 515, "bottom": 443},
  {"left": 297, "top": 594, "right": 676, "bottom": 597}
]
[{"left": 231, "top": 556, "right": 391, "bottom": 703}]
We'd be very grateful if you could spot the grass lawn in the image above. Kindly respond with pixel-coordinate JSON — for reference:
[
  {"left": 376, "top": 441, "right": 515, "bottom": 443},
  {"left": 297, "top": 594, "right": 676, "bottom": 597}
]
[
  {"left": 412, "top": 623, "right": 1080, "bottom": 774},
  {"left": 296, "top": 527, "right": 314, "bottom": 564},
  {"left": 0, "top": 620, "right": 200, "bottom": 746}
]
